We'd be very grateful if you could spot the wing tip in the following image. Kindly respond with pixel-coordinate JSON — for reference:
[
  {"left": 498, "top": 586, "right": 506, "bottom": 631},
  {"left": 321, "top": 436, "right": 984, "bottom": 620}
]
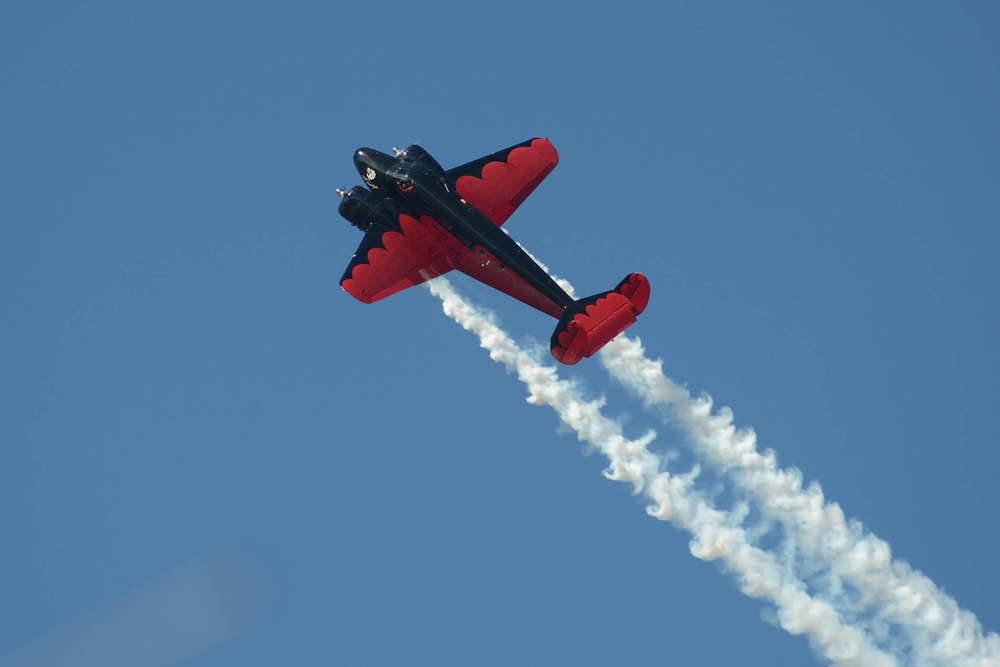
[{"left": 531, "top": 137, "right": 559, "bottom": 166}]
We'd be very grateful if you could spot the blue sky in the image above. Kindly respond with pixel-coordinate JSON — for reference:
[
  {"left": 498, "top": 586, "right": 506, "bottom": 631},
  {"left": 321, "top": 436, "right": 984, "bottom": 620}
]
[{"left": 2, "top": 2, "right": 998, "bottom": 665}]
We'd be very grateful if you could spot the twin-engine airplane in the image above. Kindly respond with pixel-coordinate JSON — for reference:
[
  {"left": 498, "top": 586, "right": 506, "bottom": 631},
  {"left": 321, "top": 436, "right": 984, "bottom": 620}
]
[{"left": 337, "top": 138, "right": 650, "bottom": 365}]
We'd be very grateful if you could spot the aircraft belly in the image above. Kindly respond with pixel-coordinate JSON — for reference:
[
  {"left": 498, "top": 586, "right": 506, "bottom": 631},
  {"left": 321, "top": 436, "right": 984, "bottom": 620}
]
[
  {"left": 411, "top": 180, "right": 573, "bottom": 312},
  {"left": 416, "top": 214, "right": 467, "bottom": 263},
  {"left": 455, "top": 246, "right": 564, "bottom": 319}
]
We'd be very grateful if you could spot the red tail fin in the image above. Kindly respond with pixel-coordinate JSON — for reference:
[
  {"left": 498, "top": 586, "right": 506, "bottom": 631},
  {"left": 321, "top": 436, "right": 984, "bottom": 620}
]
[{"left": 550, "top": 273, "right": 650, "bottom": 365}]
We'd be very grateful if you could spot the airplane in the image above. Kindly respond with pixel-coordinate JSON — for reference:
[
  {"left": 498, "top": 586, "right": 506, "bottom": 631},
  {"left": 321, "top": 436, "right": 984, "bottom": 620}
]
[{"left": 336, "top": 138, "right": 650, "bottom": 365}]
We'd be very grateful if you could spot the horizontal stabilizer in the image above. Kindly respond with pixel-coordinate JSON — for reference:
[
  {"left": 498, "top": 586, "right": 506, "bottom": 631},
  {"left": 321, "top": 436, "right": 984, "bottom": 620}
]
[{"left": 550, "top": 273, "right": 650, "bottom": 365}]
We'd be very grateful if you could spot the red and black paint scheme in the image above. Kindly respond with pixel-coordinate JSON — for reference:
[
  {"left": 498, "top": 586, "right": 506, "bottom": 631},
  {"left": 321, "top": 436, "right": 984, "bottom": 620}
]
[{"left": 338, "top": 138, "right": 649, "bottom": 365}]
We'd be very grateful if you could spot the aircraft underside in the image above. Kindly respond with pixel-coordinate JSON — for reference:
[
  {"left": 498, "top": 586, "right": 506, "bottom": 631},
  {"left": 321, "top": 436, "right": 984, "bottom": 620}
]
[{"left": 337, "top": 138, "right": 649, "bottom": 364}]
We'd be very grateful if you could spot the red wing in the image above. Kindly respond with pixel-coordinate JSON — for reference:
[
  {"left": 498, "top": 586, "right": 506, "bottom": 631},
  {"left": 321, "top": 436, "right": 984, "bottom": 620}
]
[
  {"left": 446, "top": 138, "right": 559, "bottom": 227},
  {"left": 341, "top": 214, "right": 457, "bottom": 303},
  {"left": 454, "top": 246, "right": 564, "bottom": 319}
]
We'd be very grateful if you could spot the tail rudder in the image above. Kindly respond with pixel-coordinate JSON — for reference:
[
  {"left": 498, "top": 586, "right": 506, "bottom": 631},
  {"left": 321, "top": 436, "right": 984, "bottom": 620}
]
[{"left": 550, "top": 272, "right": 650, "bottom": 365}]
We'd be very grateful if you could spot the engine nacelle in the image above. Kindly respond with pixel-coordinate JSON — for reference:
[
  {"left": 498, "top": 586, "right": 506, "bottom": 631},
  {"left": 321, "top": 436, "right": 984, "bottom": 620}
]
[
  {"left": 338, "top": 186, "right": 401, "bottom": 232},
  {"left": 396, "top": 144, "right": 445, "bottom": 179}
]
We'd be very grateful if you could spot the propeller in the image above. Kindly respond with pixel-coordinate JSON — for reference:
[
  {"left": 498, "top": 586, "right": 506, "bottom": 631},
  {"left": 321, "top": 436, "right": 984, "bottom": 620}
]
[{"left": 391, "top": 138, "right": 422, "bottom": 158}]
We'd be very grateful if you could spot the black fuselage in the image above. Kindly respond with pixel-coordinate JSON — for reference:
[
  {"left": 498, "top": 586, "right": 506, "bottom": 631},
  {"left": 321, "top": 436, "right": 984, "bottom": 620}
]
[{"left": 350, "top": 146, "right": 574, "bottom": 311}]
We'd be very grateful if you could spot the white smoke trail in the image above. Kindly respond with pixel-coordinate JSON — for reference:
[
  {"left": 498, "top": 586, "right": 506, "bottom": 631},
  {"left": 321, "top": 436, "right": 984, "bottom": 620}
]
[
  {"left": 599, "top": 337, "right": 1000, "bottom": 667},
  {"left": 426, "top": 277, "right": 896, "bottom": 667}
]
